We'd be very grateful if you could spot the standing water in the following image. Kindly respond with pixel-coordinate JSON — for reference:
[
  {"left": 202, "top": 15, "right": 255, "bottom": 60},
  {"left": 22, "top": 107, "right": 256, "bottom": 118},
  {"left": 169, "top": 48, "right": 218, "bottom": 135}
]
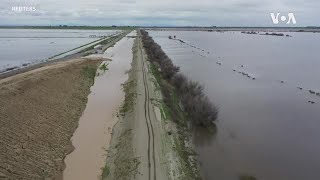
[
  {"left": 63, "top": 31, "right": 136, "bottom": 180},
  {"left": 0, "top": 29, "right": 120, "bottom": 72},
  {"left": 149, "top": 30, "right": 320, "bottom": 180}
]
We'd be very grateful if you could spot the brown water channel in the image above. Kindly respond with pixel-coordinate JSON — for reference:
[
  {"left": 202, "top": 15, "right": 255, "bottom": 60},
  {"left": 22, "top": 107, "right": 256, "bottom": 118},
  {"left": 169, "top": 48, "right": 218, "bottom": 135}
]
[{"left": 62, "top": 31, "right": 135, "bottom": 180}]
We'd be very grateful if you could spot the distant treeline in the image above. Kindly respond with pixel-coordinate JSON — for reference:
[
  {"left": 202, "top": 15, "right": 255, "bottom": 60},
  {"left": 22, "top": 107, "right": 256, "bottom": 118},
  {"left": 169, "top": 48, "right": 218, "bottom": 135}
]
[{"left": 141, "top": 30, "right": 218, "bottom": 127}]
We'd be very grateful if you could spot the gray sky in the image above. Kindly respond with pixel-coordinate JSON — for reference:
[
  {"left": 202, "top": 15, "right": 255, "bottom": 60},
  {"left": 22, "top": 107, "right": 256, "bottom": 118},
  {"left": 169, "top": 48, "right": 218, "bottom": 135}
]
[{"left": 1, "top": 0, "right": 319, "bottom": 26}]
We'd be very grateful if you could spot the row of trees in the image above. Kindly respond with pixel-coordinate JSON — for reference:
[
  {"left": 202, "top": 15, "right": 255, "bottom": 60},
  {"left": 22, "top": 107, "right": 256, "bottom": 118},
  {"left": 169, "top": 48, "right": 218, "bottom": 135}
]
[{"left": 141, "top": 30, "right": 218, "bottom": 127}]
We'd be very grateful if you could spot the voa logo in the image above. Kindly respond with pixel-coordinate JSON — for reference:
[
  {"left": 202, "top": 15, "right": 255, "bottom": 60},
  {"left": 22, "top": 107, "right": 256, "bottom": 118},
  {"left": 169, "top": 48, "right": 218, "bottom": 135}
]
[{"left": 270, "top": 13, "right": 296, "bottom": 24}]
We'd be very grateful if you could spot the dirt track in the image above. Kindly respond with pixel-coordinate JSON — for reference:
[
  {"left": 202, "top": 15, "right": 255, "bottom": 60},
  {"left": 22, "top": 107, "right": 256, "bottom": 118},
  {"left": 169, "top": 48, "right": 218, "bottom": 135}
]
[
  {"left": 0, "top": 58, "right": 101, "bottom": 179},
  {"left": 104, "top": 31, "right": 172, "bottom": 180},
  {"left": 138, "top": 32, "right": 160, "bottom": 180}
]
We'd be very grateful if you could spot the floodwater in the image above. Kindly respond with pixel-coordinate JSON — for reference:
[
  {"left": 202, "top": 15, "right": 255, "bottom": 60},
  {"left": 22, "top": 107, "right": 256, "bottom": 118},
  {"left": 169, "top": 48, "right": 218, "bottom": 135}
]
[
  {"left": 149, "top": 30, "right": 320, "bottom": 180},
  {"left": 0, "top": 29, "right": 120, "bottom": 72},
  {"left": 62, "top": 31, "right": 135, "bottom": 180}
]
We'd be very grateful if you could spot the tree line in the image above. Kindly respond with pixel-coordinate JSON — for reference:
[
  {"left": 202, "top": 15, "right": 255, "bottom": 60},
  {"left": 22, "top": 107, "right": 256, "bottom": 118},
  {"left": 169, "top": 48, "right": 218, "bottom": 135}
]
[{"left": 141, "top": 30, "right": 218, "bottom": 127}]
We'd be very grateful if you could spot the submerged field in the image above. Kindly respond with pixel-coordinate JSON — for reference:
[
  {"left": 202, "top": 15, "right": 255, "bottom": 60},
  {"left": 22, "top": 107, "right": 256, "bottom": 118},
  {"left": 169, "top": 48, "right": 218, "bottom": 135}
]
[
  {"left": 0, "top": 29, "right": 121, "bottom": 72},
  {"left": 149, "top": 30, "right": 320, "bottom": 180}
]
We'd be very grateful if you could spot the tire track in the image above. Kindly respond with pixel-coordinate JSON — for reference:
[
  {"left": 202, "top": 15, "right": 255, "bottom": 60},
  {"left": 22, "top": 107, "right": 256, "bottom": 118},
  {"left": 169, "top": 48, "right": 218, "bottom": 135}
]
[{"left": 138, "top": 32, "right": 157, "bottom": 180}]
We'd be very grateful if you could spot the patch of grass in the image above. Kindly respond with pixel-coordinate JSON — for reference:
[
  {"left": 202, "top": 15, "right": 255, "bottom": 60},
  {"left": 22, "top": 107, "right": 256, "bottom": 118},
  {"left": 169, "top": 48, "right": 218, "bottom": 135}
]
[
  {"left": 100, "top": 63, "right": 109, "bottom": 71},
  {"left": 119, "top": 80, "right": 137, "bottom": 115},
  {"left": 82, "top": 65, "right": 97, "bottom": 85},
  {"left": 160, "top": 102, "right": 171, "bottom": 122},
  {"left": 110, "top": 129, "right": 141, "bottom": 180},
  {"left": 149, "top": 63, "right": 161, "bottom": 88},
  {"left": 173, "top": 134, "right": 201, "bottom": 180},
  {"left": 102, "top": 165, "right": 110, "bottom": 178}
]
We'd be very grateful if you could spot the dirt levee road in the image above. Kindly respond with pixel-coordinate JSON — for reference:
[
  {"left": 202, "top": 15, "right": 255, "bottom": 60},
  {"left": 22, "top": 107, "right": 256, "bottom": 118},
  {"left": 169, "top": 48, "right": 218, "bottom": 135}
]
[{"left": 104, "top": 31, "right": 169, "bottom": 180}]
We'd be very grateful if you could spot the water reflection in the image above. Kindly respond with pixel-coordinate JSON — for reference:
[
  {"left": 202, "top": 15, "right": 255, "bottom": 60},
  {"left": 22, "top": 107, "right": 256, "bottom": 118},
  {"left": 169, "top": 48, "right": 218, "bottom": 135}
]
[{"left": 192, "top": 125, "right": 217, "bottom": 147}]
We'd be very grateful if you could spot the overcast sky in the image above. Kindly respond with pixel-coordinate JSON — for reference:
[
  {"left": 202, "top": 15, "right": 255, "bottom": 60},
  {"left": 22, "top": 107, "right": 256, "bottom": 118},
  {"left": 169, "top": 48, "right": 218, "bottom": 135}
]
[{"left": 1, "top": 0, "right": 319, "bottom": 26}]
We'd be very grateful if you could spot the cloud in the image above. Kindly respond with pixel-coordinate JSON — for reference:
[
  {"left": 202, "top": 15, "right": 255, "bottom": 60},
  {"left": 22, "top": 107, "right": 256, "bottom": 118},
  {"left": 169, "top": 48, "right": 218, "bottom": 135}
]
[{"left": 0, "top": 0, "right": 319, "bottom": 26}]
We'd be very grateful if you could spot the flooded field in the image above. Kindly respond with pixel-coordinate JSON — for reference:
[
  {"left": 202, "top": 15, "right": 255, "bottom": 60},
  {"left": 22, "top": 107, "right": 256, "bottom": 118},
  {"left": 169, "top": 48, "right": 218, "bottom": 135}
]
[
  {"left": 63, "top": 32, "right": 135, "bottom": 180},
  {"left": 149, "top": 30, "right": 320, "bottom": 180},
  {"left": 0, "top": 29, "right": 120, "bottom": 72}
]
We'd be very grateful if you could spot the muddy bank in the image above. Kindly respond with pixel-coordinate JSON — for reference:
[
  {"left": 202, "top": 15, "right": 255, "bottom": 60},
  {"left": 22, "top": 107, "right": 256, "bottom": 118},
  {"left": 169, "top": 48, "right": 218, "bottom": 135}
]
[
  {"left": 102, "top": 33, "right": 140, "bottom": 180},
  {"left": 63, "top": 32, "right": 135, "bottom": 180},
  {"left": 0, "top": 58, "right": 101, "bottom": 179}
]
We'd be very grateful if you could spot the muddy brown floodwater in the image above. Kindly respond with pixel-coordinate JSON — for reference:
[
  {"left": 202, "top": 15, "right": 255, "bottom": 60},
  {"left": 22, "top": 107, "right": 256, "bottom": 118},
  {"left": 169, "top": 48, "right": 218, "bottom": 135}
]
[{"left": 62, "top": 31, "right": 135, "bottom": 180}]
